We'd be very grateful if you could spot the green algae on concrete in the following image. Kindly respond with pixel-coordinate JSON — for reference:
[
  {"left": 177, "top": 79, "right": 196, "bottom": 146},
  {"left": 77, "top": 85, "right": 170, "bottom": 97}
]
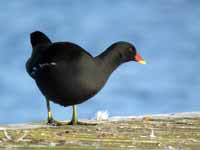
[{"left": 0, "top": 115, "right": 200, "bottom": 150}]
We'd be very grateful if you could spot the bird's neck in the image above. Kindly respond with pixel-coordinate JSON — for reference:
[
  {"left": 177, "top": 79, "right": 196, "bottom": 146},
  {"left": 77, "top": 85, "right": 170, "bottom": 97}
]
[{"left": 95, "top": 47, "right": 124, "bottom": 76}]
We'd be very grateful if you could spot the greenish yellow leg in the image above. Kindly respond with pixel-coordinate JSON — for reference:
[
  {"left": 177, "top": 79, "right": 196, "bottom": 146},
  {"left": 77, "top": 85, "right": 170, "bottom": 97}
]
[
  {"left": 68, "top": 105, "right": 97, "bottom": 125},
  {"left": 71, "top": 105, "right": 78, "bottom": 125},
  {"left": 45, "top": 98, "right": 63, "bottom": 126},
  {"left": 46, "top": 98, "right": 52, "bottom": 122}
]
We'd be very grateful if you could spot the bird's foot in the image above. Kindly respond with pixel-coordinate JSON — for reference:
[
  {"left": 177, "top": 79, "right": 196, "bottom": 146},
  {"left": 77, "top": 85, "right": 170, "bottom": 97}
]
[
  {"left": 47, "top": 118, "right": 65, "bottom": 126},
  {"left": 66, "top": 120, "right": 97, "bottom": 126}
]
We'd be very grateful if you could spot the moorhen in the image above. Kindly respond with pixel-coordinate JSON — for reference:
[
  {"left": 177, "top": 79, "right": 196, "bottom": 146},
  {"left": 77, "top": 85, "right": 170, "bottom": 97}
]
[{"left": 26, "top": 31, "right": 146, "bottom": 125}]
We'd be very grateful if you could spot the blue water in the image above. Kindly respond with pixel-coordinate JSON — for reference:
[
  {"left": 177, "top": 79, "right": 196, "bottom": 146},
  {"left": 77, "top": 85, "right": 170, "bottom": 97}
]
[{"left": 0, "top": 0, "right": 199, "bottom": 124}]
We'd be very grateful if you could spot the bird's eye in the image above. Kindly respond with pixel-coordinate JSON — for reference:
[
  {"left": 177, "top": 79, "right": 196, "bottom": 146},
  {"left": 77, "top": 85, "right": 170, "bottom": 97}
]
[{"left": 129, "top": 48, "right": 133, "bottom": 53}]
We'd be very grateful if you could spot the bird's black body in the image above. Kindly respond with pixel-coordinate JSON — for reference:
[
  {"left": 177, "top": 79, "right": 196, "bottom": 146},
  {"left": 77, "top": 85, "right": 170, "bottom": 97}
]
[{"left": 26, "top": 31, "right": 140, "bottom": 107}]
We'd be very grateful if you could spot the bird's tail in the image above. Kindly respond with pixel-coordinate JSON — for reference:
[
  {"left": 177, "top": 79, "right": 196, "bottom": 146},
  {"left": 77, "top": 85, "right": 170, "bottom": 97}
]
[{"left": 30, "top": 31, "right": 52, "bottom": 48}]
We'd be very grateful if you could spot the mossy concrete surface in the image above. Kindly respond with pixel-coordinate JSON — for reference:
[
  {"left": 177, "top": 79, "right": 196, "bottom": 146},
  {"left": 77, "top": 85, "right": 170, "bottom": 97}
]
[{"left": 0, "top": 113, "right": 200, "bottom": 150}]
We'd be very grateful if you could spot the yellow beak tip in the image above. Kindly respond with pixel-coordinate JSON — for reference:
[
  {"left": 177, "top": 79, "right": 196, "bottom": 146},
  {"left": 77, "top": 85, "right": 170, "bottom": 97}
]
[{"left": 138, "top": 60, "right": 147, "bottom": 65}]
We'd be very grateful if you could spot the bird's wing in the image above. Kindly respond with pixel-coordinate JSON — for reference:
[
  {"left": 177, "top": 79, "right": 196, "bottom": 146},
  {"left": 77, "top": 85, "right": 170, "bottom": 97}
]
[{"left": 41, "top": 42, "right": 93, "bottom": 62}]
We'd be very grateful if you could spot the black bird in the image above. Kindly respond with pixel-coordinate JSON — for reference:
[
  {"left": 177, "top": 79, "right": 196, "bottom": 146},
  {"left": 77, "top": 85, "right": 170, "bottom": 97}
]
[{"left": 26, "top": 31, "right": 146, "bottom": 125}]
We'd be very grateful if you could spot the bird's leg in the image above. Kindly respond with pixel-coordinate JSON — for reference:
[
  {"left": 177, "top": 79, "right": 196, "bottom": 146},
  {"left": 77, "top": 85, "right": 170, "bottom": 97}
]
[
  {"left": 68, "top": 105, "right": 97, "bottom": 125},
  {"left": 71, "top": 105, "right": 78, "bottom": 125},
  {"left": 45, "top": 98, "right": 63, "bottom": 126},
  {"left": 46, "top": 98, "right": 52, "bottom": 122}
]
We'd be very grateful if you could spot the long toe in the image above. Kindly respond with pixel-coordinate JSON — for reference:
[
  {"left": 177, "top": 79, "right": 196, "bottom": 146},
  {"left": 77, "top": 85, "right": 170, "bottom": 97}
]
[
  {"left": 47, "top": 118, "right": 65, "bottom": 126},
  {"left": 66, "top": 120, "right": 98, "bottom": 126}
]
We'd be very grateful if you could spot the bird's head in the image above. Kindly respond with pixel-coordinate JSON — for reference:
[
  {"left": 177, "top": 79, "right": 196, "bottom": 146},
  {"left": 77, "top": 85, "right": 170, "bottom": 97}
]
[{"left": 114, "top": 41, "right": 146, "bottom": 64}]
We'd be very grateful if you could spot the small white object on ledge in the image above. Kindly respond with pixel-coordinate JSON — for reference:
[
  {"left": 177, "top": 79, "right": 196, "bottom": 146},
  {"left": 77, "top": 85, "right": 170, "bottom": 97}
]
[{"left": 96, "top": 110, "right": 109, "bottom": 121}]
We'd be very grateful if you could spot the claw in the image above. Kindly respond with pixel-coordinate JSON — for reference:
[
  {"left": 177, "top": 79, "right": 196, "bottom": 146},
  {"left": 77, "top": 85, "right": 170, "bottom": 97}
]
[
  {"left": 47, "top": 118, "right": 64, "bottom": 126},
  {"left": 66, "top": 120, "right": 97, "bottom": 126}
]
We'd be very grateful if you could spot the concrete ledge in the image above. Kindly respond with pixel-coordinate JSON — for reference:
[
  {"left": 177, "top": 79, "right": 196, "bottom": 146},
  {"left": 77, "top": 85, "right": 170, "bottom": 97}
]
[{"left": 0, "top": 112, "right": 199, "bottom": 149}]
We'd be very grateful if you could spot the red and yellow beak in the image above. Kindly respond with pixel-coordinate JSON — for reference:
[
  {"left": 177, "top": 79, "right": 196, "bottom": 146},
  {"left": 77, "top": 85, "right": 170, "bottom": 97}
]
[{"left": 134, "top": 53, "right": 146, "bottom": 64}]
